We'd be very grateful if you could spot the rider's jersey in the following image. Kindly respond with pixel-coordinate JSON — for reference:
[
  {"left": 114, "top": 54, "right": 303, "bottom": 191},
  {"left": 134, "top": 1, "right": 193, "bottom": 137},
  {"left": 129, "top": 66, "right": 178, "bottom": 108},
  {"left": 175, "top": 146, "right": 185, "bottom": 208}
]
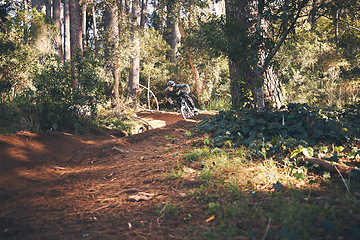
[{"left": 165, "top": 83, "right": 190, "bottom": 103}]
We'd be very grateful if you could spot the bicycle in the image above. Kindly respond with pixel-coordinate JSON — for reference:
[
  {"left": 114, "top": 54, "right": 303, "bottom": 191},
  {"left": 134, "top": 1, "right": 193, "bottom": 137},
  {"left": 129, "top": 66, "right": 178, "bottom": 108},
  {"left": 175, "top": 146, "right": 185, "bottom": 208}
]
[{"left": 177, "top": 92, "right": 196, "bottom": 120}]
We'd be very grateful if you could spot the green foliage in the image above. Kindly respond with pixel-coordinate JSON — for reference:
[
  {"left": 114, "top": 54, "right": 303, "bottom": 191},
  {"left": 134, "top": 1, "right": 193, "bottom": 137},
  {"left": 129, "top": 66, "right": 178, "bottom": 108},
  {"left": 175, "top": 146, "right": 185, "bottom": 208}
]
[
  {"left": 94, "top": 110, "right": 134, "bottom": 133},
  {"left": 275, "top": 15, "right": 360, "bottom": 109},
  {"left": 33, "top": 53, "right": 104, "bottom": 132},
  {"left": 291, "top": 146, "right": 314, "bottom": 159},
  {"left": 183, "top": 146, "right": 360, "bottom": 239},
  {"left": 0, "top": 49, "right": 106, "bottom": 133},
  {"left": 184, "top": 148, "right": 210, "bottom": 163},
  {"left": 196, "top": 103, "right": 354, "bottom": 148}
]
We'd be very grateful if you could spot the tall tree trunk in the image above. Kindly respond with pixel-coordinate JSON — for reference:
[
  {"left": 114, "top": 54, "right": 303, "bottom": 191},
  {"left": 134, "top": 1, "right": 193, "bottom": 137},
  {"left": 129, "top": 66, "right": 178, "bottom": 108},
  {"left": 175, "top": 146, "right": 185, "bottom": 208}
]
[
  {"left": 225, "top": 0, "right": 253, "bottom": 109},
  {"left": 263, "top": 67, "right": 285, "bottom": 108},
  {"left": 168, "top": 0, "right": 181, "bottom": 62},
  {"left": 103, "top": 1, "right": 121, "bottom": 108},
  {"left": 82, "top": 2, "right": 87, "bottom": 48},
  {"left": 140, "top": 0, "right": 148, "bottom": 28},
  {"left": 118, "top": 0, "right": 125, "bottom": 35},
  {"left": 159, "top": 4, "right": 167, "bottom": 37},
  {"left": 178, "top": 22, "right": 201, "bottom": 102},
  {"left": 70, "top": 0, "right": 83, "bottom": 87},
  {"left": 70, "top": 0, "right": 83, "bottom": 55},
  {"left": 45, "top": 0, "right": 51, "bottom": 17},
  {"left": 64, "top": 0, "right": 71, "bottom": 61},
  {"left": 129, "top": 0, "right": 141, "bottom": 99},
  {"left": 23, "top": 0, "right": 28, "bottom": 10},
  {"left": 91, "top": 5, "right": 98, "bottom": 52},
  {"left": 53, "top": 0, "right": 63, "bottom": 61},
  {"left": 225, "top": 0, "right": 285, "bottom": 110}
]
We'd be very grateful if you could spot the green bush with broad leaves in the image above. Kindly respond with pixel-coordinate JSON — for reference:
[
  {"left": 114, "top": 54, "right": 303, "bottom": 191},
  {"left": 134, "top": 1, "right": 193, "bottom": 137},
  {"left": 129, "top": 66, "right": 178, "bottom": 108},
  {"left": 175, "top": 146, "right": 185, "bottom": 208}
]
[{"left": 195, "top": 103, "right": 358, "bottom": 148}]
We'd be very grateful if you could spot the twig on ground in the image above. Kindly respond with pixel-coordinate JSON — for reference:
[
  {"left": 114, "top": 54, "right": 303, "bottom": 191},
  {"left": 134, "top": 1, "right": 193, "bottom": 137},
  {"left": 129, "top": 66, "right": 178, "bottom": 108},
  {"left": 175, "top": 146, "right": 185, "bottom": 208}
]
[
  {"left": 262, "top": 217, "right": 271, "bottom": 240},
  {"left": 156, "top": 204, "right": 167, "bottom": 227},
  {"left": 334, "top": 165, "right": 350, "bottom": 194}
]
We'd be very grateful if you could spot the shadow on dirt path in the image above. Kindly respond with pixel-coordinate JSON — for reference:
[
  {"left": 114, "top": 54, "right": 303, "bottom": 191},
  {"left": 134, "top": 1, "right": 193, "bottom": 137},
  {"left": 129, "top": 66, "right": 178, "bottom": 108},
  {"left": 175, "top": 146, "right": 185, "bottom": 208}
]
[{"left": 0, "top": 111, "right": 216, "bottom": 240}]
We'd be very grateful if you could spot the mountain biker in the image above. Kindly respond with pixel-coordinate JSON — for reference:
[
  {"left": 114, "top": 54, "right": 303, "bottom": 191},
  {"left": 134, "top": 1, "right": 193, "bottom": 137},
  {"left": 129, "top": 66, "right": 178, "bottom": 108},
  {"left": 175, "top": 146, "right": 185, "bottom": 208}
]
[{"left": 165, "top": 81, "right": 199, "bottom": 114}]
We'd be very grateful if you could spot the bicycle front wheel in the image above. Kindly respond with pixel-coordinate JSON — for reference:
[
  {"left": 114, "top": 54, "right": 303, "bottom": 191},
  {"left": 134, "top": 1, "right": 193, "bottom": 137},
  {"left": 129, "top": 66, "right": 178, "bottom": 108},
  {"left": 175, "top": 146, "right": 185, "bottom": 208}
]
[{"left": 181, "top": 101, "right": 194, "bottom": 120}]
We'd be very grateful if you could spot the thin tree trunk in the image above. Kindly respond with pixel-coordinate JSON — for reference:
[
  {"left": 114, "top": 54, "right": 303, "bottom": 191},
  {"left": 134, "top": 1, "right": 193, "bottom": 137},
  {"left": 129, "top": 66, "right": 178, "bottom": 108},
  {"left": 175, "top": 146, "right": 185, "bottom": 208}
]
[
  {"left": 159, "top": 4, "right": 167, "bottom": 37},
  {"left": 82, "top": 2, "right": 87, "bottom": 48},
  {"left": 168, "top": 0, "right": 181, "bottom": 62},
  {"left": 64, "top": 0, "right": 71, "bottom": 61},
  {"left": 104, "top": 2, "right": 120, "bottom": 108},
  {"left": 53, "top": 0, "right": 63, "bottom": 61},
  {"left": 70, "top": 0, "right": 83, "bottom": 55},
  {"left": 140, "top": 0, "right": 148, "bottom": 28},
  {"left": 178, "top": 22, "right": 201, "bottom": 101},
  {"left": 70, "top": 0, "right": 83, "bottom": 87},
  {"left": 263, "top": 67, "right": 285, "bottom": 108},
  {"left": 23, "top": 0, "right": 28, "bottom": 10},
  {"left": 92, "top": 5, "right": 98, "bottom": 52},
  {"left": 45, "top": 0, "right": 51, "bottom": 17},
  {"left": 129, "top": 0, "right": 141, "bottom": 99},
  {"left": 118, "top": 0, "right": 125, "bottom": 35}
]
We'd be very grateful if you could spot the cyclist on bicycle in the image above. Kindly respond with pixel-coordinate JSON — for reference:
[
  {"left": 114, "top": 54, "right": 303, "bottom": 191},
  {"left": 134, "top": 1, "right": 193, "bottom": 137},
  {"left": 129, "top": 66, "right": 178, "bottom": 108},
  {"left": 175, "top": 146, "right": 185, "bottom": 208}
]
[{"left": 165, "top": 81, "right": 199, "bottom": 114}]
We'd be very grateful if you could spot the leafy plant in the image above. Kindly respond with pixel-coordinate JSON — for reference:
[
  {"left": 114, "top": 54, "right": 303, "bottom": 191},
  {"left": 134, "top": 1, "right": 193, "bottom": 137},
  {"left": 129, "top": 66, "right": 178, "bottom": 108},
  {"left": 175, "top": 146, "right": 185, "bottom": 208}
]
[
  {"left": 164, "top": 135, "right": 175, "bottom": 141},
  {"left": 290, "top": 146, "right": 314, "bottom": 158},
  {"left": 196, "top": 103, "right": 355, "bottom": 150},
  {"left": 185, "top": 131, "right": 192, "bottom": 137}
]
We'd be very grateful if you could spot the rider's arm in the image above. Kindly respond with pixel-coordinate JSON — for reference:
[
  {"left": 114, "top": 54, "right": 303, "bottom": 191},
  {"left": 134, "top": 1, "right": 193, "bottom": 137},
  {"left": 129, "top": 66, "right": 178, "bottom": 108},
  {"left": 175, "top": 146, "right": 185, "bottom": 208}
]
[
  {"left": 176, "top": 84, "right": 190, "bottom": 93},
  {"left": 165, "top": 89, "right": 174, "bottom": 104}
]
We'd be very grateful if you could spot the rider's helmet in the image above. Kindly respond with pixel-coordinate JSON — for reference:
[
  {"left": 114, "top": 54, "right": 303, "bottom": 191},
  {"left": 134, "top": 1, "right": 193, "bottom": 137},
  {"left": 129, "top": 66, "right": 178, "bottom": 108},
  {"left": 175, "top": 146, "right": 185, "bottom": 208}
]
[{"left": 167, "top": 81, "right": 175, "bottom": 87}]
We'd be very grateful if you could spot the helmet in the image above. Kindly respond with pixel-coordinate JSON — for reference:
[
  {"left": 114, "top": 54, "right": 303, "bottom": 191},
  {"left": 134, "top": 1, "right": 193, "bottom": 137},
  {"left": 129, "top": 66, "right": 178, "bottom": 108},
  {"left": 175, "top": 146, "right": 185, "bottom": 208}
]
[{"left": 167, "top": 81, "right": 175, "bottom": 87}]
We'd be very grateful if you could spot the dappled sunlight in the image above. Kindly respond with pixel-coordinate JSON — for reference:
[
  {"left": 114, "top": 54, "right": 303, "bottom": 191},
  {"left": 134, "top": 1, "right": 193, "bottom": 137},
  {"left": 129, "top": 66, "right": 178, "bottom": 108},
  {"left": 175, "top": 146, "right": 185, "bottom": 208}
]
[
  {"left": 1, "top": 134, "right": 47, "bottom": 163},
  {"left": 1, "top": 113, "right": 359, "bottom": 240}
]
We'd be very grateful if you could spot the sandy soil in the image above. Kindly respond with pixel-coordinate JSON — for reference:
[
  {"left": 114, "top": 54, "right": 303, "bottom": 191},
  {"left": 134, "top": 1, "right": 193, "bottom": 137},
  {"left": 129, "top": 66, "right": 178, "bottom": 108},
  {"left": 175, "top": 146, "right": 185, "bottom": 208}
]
[{"left": 0, "top": 112, "right": 214, "bottom": 240}]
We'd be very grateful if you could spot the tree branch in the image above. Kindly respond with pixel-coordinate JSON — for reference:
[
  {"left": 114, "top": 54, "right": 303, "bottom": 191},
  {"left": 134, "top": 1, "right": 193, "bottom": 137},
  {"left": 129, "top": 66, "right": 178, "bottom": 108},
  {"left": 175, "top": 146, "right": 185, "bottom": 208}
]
[{"left": 259, "top": 0, "right": 309, "bottom": 76}]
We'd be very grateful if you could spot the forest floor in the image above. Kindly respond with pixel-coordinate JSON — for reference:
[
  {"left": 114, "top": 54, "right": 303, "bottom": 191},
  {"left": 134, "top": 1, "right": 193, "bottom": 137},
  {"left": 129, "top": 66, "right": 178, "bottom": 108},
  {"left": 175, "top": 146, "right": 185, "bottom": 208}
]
[{"left": 0, "top": 111, "right": 219, "bottom": 240}]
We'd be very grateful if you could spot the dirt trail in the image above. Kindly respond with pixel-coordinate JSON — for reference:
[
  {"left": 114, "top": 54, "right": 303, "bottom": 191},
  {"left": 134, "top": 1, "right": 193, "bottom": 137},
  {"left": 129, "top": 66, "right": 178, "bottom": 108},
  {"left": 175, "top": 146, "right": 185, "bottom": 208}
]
[{"left": 0, "top": 112, "right": 214, "bottom": 240}]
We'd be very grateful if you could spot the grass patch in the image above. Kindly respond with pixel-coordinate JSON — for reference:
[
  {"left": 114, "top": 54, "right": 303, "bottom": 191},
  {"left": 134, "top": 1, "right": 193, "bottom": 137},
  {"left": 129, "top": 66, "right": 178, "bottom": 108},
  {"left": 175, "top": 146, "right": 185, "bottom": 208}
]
[{"left": 176, "top": 145, "right": 360, "bottom": 239}]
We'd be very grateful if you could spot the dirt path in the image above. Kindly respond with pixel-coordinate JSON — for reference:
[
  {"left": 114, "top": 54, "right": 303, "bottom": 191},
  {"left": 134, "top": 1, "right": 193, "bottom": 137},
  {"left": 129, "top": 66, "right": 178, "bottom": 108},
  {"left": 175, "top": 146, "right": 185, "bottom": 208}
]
[{"left": 0, "top": 112, "right": 213, "bottom": 239}]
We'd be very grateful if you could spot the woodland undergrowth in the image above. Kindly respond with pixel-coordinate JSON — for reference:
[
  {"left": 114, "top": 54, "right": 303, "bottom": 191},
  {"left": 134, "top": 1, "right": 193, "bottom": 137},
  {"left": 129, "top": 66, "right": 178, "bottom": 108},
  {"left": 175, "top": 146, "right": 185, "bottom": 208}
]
[{"left": 164, "top": 102, "right": 360, "bottom": 239}]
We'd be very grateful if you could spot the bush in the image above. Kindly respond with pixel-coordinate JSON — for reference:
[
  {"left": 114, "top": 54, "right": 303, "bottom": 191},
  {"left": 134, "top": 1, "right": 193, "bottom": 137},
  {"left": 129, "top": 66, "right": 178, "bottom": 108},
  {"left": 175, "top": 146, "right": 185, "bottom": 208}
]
[
  {"left": 33, "top": 53, "right": 104, "bottom": 132},
  {"left": 195, "top": 103, "right": 353, "bottom": 147}
]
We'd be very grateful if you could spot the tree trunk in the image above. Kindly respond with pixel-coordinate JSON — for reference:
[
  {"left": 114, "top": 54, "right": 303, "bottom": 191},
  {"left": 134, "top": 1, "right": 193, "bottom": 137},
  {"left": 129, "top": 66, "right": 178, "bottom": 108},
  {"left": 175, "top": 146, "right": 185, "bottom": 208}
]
[
  {"left": 129, "top": 0, "right": 141, "bottom": 99},
  {"left": 225, "top": 0, "right": 285, "bottom": 110},
  {"left": 82, "top": 2, "right": 87, "bottom": 48},
  {"left": 168, "top": 0, "right": 181, "bottom": 62},
  {"left": 140, "top": 0, "right": 148, "bottom": 28},
  {"left": 64, "top": 0, "right": 71, "bottom": 61},
  {"left": 178, "top": 22, "right": 201, "bottom": 102},
  {"left": 23, "top": 0, "right": 28, "bottom": 10},
  {"left": 70, "top": 0, "right": 83, "bottom": 55},
  {"left": 91, "top": 5, "right": 98, "bottom": 52},
  {"left": 53, "top": 0, "right": 63, "bottom": 61},
  {"left": 103, "top": 2, "right": 121, "bottom": 108},
  {"left": 70, "top": 0, "right": 83, "bottom": 87},
  {"left": 263, "top": 67, "right": 285, "bottom": 109},
  {"left": 118, "top": 0, "right": 126, "bottom": 35},
  {"left": 159, "top": 4, "right": 167, "bottom": 37},
  {"left": 45, "top": 0, "right": 51, "bottom": 17}
]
